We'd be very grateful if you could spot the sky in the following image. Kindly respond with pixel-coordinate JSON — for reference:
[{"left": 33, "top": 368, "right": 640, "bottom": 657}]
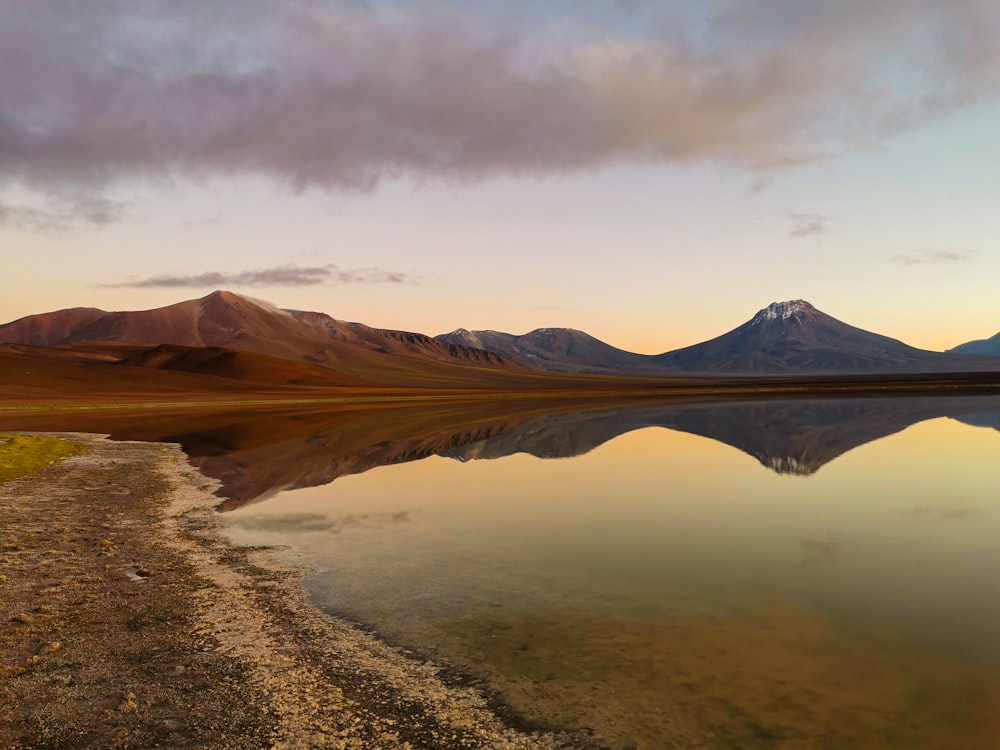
[{"left": 2, "top": 0, "right": 1000, "bottom": 354}]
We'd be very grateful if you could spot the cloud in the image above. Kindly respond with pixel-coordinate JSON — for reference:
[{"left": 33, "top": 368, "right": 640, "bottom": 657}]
[
  {"left": 104, "top": 264, "right": 415, "bottom": 288},
  {"left": 787, "top": 211, "right": 829, "bottom": 239},
  {"left": 0, "top": 196, "right": 128, "bottom": 232},
  {"left": 1, "top": 0, "right": 999, "bottom": 219},
  {"left": 892, "top": 249, "right": 973, "bottom": 265}
]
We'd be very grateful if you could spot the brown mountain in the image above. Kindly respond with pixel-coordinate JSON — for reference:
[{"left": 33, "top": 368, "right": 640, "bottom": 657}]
[
  {"left": 0, "top": 307, "right": 108, "bottom": 346},
  {"left": 0, "top": 290, "right": 528, "bottom": 387}
]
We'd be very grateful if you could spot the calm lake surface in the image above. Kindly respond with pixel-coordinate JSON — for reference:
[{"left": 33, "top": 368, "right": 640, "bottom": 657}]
[
  {"left": 13, "top": 395, "right": 999, "bottom": 748},
  {"left": 220, "top": 397, "right": 1000, "bottom": 749}
]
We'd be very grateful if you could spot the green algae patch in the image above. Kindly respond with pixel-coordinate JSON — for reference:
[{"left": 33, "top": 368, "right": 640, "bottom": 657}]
[{"left": 0, "top": 433, "right": 85, "bottom": 485}]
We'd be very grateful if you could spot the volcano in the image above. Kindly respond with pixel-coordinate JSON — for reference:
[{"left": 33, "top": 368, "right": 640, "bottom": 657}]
[{"left": 651, "top": 300, "right": 997, "bottom": 373}]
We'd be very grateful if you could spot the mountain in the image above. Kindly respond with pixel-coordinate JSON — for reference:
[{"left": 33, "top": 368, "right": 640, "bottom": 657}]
[
  {"left": 0, "top": 290, "right": 529, "bottom": 387},
  {"left": 6, "top": 294, "right": 1000, "bottom": 383},
  {"left": 0, "top": 306, "right": 108, "bottom": 346},
  {"left": 949, "top": 332, "right": 1000, "bottom": 357},
  {"left": 436, "top": 327, "right": 659, "bottom": 374},
  {"left": 438, "top": 301, "right": 1000, "bottom": 375},
  {"left": 652, "top": 300, "right": 1000, "bottom": 373}
]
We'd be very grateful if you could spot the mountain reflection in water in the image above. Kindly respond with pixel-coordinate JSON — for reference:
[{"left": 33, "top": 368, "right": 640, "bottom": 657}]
[
  {"left": 221, "top": 400, "right": 1000, "bottom": 750},
  {"left": 90, "top": 395, "right": 1000, "bottom": 505},
  {"left": 4, "top": 396, "right": 1000, "bottom": 508},
  {"left": 6, "top": 395, "right": 1000, "bottom": 747}
]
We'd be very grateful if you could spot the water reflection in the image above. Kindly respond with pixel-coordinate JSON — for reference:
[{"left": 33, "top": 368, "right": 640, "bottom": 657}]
[
  {"left": 220, "top": 405, "right": 1000, "bottom": 749},
  {"left": 437, "top": 397, "right": 1000, "bottom": 475},
  {"left": 7, "top": 395, "right": 1000, "bottom": 746},
  {"left": 953, "top": 408, "right": 1000, "bottom": 431},
  {"left": 7, "top": 395, "right": 1000, "bottom": 509}
]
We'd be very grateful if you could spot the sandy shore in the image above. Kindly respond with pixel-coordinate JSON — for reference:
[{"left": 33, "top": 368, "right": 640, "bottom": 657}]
[{"left": 0, "top": 434, "right": 576, "bottom": 749}]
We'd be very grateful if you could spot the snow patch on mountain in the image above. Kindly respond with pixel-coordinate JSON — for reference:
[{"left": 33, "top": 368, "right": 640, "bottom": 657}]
[{"left": 752, "top": 300, "right": 815, "bottom": 324}]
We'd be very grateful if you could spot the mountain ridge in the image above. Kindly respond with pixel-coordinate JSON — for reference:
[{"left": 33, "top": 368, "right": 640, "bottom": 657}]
[
  {"left": 950, "top": 331, "right": 1000, "bottom": 357},
  {"left": 436, "top": 326, "right": 659, "bottom": 374},
  {"left": 0, "top": 290, "right": 528, "bottom": 387},
  {"left": 439, "top": 300, "right": 1000, "bottom": 374},
  {"left": 4, "top": 293, "right": 1000, "bottom": 379}
]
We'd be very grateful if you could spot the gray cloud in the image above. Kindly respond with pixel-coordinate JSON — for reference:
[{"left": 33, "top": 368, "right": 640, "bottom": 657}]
[
  {"left": 104, "top": 264, "right": 414, "bottom": 288},
  {"left": 787, "top": 212, "right": 829, "bottom": 239},
  {"left": 0, "top": 196, "right": 128, "bottom": 232},
  {"left": 1, "top": 0, "right": 999, "bottom": 222},
  {"left": 892, "top": 249, "right": 973, "bottom": 265}
]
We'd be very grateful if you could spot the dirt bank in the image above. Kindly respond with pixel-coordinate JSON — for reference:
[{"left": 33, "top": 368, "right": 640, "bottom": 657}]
[{"left": 0, "top": 434, "right": 576, "bottom": 749}]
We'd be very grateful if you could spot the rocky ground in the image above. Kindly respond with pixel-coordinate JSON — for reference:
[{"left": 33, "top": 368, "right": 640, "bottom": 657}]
[{"left": 0, "top": 434, "right": 579, "bottom": 750}]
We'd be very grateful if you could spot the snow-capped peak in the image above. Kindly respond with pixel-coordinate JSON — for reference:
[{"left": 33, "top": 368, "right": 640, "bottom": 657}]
[{"left": 752, "top": 300, "right": 815, "bottom": 324}]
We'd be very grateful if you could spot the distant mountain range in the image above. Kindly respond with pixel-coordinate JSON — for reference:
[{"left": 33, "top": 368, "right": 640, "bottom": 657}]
[
  {"left": 436, "top": 327, "right": 658, "bottom": 374},
  {"left": 440, "top": 300, "right": 1000, "bottom": 374},
  {"left": 950, "top": 331, "right": 1000, "bottom": 358},
  {"left": 0, "top": 290, "right": 513, "bottom": 369},
  {"left": 2, "top": 292, "right": 999, "bottom": 381}
]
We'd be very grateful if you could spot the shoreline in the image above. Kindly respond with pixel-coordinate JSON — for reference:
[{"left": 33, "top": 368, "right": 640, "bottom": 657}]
[
  {"left": 0, "top": 434, "right": 573, "bottom": 749},
  {"left": 2, "top": 370, "right": 1000, "bottom": 414}
]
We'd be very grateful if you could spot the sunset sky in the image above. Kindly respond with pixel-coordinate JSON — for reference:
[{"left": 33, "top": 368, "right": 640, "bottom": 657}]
[{"left": 2, "top": 0, "right": 999, "bottom": 353}]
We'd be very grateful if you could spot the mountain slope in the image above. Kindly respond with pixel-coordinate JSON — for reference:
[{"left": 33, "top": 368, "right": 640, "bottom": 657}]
[
  {"left": 0, "top": 291, "right": 526, "bottom": 387},
  {"left": 0, "top": 306, "right": 108, "bottom": 346},
  {"left": 949, "top": 332, "right": 1000, "bottom": 357},
  {"left": 436, "top": 327, "right": 658, "bottom": 374},
  {"left": 653, "top": 300, "right": 999, "bottom": 373},
  {"left": 115, "top": 344, "right": 373, "bottom": 387},
  {"left": 0, "top": 342, "right": 359, "bottom": 401}
]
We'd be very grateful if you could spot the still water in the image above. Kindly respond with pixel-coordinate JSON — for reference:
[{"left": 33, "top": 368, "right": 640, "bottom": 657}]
[{"left": 221, "top": 398, "right": 1000, "bottom": 749}]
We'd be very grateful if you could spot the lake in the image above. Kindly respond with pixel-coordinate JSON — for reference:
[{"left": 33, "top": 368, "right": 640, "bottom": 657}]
[{"left": 207, "top": 396, "right": 1000, "bottom": 749}]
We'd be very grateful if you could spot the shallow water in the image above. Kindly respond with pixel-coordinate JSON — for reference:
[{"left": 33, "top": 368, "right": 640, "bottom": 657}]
[{"left": 220, "top": 398, "right": 1000, "bottom": 749}]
